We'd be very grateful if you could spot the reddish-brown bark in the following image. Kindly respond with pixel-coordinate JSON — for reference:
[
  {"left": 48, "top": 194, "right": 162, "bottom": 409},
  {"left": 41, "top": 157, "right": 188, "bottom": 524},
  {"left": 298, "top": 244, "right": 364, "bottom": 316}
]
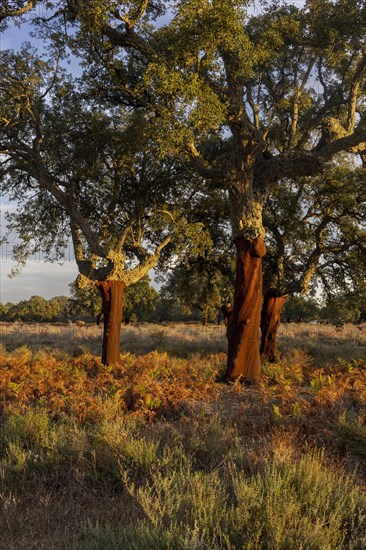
[
  {"left": 260, "top": 291, "right": 286, "bottom": 363},
  {"left": 223, "top": 236, "right": 266, "bottom": 382},
  {"left": 96, "top": 280, "right": 125, "bottom": 365}
]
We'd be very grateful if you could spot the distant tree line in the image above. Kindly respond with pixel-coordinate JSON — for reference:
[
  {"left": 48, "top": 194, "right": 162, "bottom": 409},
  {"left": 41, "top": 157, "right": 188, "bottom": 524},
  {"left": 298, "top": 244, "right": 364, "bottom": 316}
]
[
  {"left": 0, "top": 296, "right": 70, "bottom": 323},
  {"left": 0, "top": 277, "right": 157, "bottom": 323},
  {"left": 1, "top": 284, "right": 364, "bottom": 326}
]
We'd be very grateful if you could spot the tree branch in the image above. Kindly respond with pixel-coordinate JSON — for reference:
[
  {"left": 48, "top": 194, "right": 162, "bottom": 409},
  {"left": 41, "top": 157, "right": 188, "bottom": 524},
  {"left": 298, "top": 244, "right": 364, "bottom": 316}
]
[
  {"left": 256, "top": 118, "right": 366, "bottom": 186},
  {"left": 121, "top": 234, "right": 172, "bottom": 285},
  {"left": 104, "top": 26, "right": 159, "bottom": 62},
  {"left": 347, "top": 52, "right": 366, "bottom": 132},
  {"left": 0, "top": 0, "right": 37, "bottom": 22}
]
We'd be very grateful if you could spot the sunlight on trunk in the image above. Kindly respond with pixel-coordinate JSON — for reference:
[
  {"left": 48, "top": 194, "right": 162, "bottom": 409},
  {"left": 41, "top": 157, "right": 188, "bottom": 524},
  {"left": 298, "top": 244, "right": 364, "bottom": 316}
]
[
  {"left": 96, "top": 280, "right": 125, "bottom": 365},
  {"left": 224, "top": 237, "right": 266, "bottom": 382}
]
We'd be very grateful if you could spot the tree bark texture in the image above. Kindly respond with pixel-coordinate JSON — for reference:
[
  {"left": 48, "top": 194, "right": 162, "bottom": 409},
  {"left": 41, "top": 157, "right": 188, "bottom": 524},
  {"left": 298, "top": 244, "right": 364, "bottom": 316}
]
[
  {"left": 96, "top": 280, "right": 125, "bottom": 365},
  {"left": 260, "top": 291, "right": 286, "bottom": 363},
  {"left": 224, "top": 237, "right": 266, "bottom": 382},
  {"left": 221, "top": 304, "right": 233, "bottom": 327}
]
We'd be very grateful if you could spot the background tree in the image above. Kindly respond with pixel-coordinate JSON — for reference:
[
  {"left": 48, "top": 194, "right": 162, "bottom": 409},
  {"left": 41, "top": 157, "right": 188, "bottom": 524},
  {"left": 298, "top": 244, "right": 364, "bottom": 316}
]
[
  {"left": 69, "top": 282, "right": 102, "bottom": 322},
  {"left": 261, "top": 165, "right": 366, "bottom": 361},
  {"left": 3, "top": 1, "right": 366, "bottom": 380},
  {"left": 47, "top": 296, "right": 71, "bottom": 322},
  {"left": 159, "top": 187, "right": 234, "bottom": 325},
  {"left": 282, "top": 295, "right": 321, "bottom": 324},
  {"left": 4, "top": 295, "right": 70, "bottom": 322},
  {"left": 161, "top": 265, "right": 232, "bottom": 325},
  {"left": 70, "top": 276, "right": 158, "bottom": 322},
  {"left": 320, "top": 294, "right": 363, "bottom": 325},
  {"left": 123, "top": 277, "right": 158, "bottom": 322},
  {"left": 0, "top": 302, "right": 9, "bottom": 320},
  {"left": 0, "top": 47, "right": 208, "bottom": 365}
]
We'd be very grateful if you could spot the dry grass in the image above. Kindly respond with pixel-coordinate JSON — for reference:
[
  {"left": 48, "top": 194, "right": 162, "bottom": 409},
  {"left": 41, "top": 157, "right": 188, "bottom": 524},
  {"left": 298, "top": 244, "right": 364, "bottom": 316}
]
[
  {"left": 0, "top": 321, "right": 228, "bottom": 357},
  {"left": 1, "top": 320, "right": 365, "bottom": 361},
  {"left": 0, "top": 322, "right": 366, "bottom": 548},
  {"left": 279, "top": 322, "right": 366, "bottom": 362}
]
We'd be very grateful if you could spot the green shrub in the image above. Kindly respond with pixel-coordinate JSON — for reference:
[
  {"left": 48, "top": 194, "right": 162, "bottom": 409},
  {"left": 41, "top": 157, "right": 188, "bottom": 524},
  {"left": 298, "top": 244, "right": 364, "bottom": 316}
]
[{"left": 337, "top": 413, "right": 366, "bottom": 458}]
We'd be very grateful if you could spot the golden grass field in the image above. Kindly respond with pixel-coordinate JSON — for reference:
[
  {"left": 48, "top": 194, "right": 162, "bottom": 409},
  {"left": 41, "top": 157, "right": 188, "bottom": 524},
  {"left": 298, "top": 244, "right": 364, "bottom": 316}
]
[
  {"left": 1, "top": 320, "right": 365, "bottom": 360},
  {"left": 0, "top": 321, "right": 366, "bottom": 549}
]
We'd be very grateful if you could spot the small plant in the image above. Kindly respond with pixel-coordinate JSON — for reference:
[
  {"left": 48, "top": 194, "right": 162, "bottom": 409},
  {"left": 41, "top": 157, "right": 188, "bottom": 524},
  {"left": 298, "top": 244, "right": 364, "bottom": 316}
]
[
  {"left": 291, "top": 401, "right": 302, "bottom": 418},
  {"left": 272, "top": 405, "right": 283, "bottom": 423},
  {"left": 310, "top": 373, "right": 335, "bottom": 392},
  {"left": 337, "top": 412, "right": 366, "bottom": 458},
  {"left": 151, "top": 329, "right": 167, "bottom": 351}
]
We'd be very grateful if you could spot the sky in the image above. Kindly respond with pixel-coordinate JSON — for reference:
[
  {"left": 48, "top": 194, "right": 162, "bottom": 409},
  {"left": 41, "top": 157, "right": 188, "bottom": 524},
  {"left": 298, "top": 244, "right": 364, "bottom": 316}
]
[{"left": 0, "top": 202, "right": 79, "bottom": 303}]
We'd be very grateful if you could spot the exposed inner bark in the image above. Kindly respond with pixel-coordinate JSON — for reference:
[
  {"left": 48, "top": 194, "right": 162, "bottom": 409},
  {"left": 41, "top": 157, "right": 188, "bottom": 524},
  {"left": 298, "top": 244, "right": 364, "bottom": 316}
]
[
  {"left": 260, "top": 291, "right": 286, "bottom": 363},
  {"left": 96, "top": 280, "right": 125, "bottom": 365},
  {"left": 223, "top": 237, "right": 266, "bottom": 382}
]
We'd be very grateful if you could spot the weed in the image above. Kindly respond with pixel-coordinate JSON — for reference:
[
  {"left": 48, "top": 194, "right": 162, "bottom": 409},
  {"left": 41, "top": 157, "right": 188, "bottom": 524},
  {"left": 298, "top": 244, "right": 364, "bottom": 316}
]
[
  {"left": 310, "top": 373, "right": 335, "bottom": 392},
  {"left": 337, "top": 412, "right": 366, "bottom": 458}
]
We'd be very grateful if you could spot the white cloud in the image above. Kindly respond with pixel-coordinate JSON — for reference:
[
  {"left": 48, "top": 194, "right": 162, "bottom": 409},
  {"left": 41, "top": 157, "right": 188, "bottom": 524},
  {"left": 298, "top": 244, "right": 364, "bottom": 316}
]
[{"left": 0, "top": 260, "right": 78, "bottom": 303}]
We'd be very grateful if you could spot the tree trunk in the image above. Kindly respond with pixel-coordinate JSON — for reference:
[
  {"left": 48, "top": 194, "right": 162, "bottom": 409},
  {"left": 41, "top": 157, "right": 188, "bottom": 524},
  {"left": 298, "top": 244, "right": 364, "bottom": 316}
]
[
  {"left": 223, "top": 237, "right": 266, "bottom": 382},
  {"left": 260, "top": 291, "right": 286, "bottom": 363},
  {"left": 96, "top": 280, "right": 125, "bottom": 365},
  {"left": 221, "top": 304, "right": 233, "bottom": 327}
]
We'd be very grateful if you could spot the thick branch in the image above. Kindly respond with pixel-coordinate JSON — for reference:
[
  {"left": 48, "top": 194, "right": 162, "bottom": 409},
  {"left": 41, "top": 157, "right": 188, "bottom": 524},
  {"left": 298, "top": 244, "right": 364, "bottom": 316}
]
[
  {"left": 285, "top": 214, "right": 331, "bottom": 295},
  {"left": 32, "top": 159, "right": 108, "bottom": 258},
  {"left": 288, "top": 59, "right": 315, "bottom": 150},
  {"left": 0, "top": 0, "right": 37, "bottom": 22},
  {"left": 347, "top": 52, "right": 366, "bottom": 132},
  {"left": 187, "top": 141, "right": 223, "bottom": 180},
  {"left": 256, "top": 121, "right": 366, "bottom": 187},
  {"left": 70, "top": 222, "right": 100, "bottom": 280},
  {"left": 121, "top": 234, "right": 171, "bottom": 285},
  {"left": 104, "top": 26, "right": 159, "bottom": 62}
]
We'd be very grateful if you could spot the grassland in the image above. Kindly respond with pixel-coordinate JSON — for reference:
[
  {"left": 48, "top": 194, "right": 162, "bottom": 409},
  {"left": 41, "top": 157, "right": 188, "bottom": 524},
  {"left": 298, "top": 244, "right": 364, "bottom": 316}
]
[{"left": 0, "top": 321, "right": 366, "bottom": 549}]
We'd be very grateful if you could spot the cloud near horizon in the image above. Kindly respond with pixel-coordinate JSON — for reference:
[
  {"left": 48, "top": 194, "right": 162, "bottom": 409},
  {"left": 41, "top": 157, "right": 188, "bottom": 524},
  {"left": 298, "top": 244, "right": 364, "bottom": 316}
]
[{"left": 0, "top": 259, "right": 79, "bottom": 303}]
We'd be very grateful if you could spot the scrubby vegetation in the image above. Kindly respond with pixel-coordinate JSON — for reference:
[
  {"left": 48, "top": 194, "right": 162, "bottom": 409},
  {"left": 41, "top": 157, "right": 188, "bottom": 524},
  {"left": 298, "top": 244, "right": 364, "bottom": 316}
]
[
  {"left": 0, "top": 323, "right": 366, "bottom": 549},
  {"left": 1, "top": 0, "right": 366, "bottom": 544}
]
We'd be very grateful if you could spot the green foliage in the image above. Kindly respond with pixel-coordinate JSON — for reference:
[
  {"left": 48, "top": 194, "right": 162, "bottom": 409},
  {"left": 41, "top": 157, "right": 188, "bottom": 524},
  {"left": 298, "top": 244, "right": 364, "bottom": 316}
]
[
  {"left": 0, "top": 302, "right": 8, "bottom": 320},
  {"left": 123, "top": 277, "right": 159, "bottom": 321},
  {"left": 337, "top": 413, "right": 366, "bottom": 458},
  {"left": 5, "top": 295, "right": 70, "bottom": 322},
  {"left": 283, "top": 295, "right": 320, "bottom": 323},
  {"left": 0, "top": 43, "right": 209, "bottom": 289},
  {"left": 69, "top": 283, "right": 102, "bottom": 321},
  {"left": 70, "top": 276, "right": 158, "bottom": 322},
  {"left": 310, "top": 374, "right": 335, "bottom": 393},
  {"left": 320, "top": 288, "right": 366, "bottom": 325}
]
